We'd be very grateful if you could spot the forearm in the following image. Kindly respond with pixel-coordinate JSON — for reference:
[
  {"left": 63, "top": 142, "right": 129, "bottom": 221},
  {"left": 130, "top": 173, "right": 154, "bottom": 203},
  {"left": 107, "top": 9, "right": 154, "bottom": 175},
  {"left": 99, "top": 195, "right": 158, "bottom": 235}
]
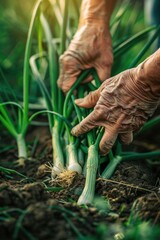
[
  {"left": 79, "top": 0, "right": 117, "bottom": 26},
  {"left": 136, "top": 48, "right": 160, "bottom": 97}
]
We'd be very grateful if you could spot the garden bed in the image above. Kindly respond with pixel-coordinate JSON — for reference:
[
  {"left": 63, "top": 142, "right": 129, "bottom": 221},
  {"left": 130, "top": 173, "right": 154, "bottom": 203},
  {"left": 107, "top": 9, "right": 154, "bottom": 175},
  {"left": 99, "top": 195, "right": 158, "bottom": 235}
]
[{"left": 0, "top": 126, "right": 159, "bottom": 240}]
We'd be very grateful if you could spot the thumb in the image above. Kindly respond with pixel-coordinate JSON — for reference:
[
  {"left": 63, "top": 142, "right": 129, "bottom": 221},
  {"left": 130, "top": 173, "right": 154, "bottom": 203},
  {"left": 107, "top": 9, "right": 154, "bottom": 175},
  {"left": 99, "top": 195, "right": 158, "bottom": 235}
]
[{"left": 75, "top": 89, "right": 101, "bottom": 108}]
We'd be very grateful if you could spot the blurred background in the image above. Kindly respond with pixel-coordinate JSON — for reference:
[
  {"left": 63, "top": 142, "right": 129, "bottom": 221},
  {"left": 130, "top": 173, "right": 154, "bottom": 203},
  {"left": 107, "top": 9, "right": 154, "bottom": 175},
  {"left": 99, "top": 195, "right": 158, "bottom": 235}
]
[{"left": 0, "top": 0, "right": 159, "bottom": 92}]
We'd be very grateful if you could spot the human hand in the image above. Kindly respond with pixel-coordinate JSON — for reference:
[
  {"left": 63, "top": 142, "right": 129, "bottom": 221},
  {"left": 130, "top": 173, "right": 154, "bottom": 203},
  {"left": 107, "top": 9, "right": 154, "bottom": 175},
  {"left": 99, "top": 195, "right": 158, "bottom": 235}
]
[
  {"left": 71, "top": 62, "right": 160, "bottom": 155},
  {"left": 57, "top": 23, "right": 113, "bottom": 93}
]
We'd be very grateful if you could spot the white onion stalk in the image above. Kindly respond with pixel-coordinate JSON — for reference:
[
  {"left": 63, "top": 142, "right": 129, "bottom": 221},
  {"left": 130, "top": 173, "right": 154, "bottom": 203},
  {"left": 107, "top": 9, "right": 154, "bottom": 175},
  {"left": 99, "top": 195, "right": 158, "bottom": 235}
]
[
  {"left": 66, "top": 143, "right": 82, "bottom": 174},
  {"left": 51, "top": 127, "right": 64, "bottom": 178},
  {"left": 77, "top": 145, "right": 98, "bottom": 205},
  {"left": 17, "top": 133, "right": 27, "bottom": 159}
]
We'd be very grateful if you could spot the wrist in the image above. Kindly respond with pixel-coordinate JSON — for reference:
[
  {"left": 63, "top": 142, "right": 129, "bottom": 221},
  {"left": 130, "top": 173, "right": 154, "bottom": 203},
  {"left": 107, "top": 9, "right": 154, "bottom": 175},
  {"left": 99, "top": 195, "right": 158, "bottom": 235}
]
[
  {"left": 135, "top": 49, "right": 160, "bottom": 97},
  {"left": 79, "top": 0, "right": 116, "bottom": 27},
  {"left": 79, "top": 18, "right": 109, "bottom": 28}
]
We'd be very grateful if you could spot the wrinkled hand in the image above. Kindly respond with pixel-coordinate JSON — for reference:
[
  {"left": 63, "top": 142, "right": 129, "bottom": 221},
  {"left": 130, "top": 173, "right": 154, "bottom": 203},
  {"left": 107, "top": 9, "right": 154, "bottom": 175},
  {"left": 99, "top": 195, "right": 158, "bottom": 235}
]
[
  {"left": 58, "top": 23, "right": 113, "bottom": 93},
  {"left": 71, "top": 66, "right": 160, "bottom": 155}
]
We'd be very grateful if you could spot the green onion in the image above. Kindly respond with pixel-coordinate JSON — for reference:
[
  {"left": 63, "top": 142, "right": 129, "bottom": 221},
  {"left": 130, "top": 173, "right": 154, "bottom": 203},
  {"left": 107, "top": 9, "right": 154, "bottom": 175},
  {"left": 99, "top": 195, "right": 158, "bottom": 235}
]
[
  {"left": 75, "top": 74, "right": 103, "bottom": 205},
  {"left": 17, "top": 133, "right": 27, "bottom": 159},
  {"left": 30, "top": 12, "right": 65, "bottom": 178},
  {"left": 0, "top": 0, "right": 42, "bottom": 160},
  {"left": 51, "top": 127, "right": 65, "bottom": 177},
  {"left": 22, "top": 0, "right": 43, "bottom": 135},
  {"left": 77, "top": 127, "right": 105, "bottom": 205},
  {"left": 66, "top": 143, "right": 82, "bottom": 174},
  {"left": 101, "top": 150, "right": 160, "bottom": 179},
  {"left": 77, "top": 144, "right": 98, "bottom": 205},
  {"left": 101, "top": 155, "right": 122, "bottom": 179},
  {"left": 30, "top": 53, "right": 65, "bottom": 177}
]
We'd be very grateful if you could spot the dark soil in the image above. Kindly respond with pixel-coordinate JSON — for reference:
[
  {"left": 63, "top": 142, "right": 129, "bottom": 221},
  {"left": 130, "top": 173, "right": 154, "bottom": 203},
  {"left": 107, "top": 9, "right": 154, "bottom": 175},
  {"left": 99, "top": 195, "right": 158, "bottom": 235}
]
[{"left": 0, "top": 126, "right": 160, "bottom": 240}]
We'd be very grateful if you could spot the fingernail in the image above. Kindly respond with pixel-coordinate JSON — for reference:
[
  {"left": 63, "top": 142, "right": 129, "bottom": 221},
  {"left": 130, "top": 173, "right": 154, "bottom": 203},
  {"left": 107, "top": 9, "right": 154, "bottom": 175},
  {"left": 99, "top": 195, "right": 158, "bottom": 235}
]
[
  {"left": 75, "top": 98, "right": 83, "bottom": 105},
  {"left": 71, "top": 127, "right": 77, "bottom": 136}
]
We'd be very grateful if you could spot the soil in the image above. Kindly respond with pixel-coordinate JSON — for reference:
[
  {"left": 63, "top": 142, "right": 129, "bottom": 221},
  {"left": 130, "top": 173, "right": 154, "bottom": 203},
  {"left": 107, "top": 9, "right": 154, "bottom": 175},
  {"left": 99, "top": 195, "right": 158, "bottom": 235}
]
[{"left": 0, "top": 126, "right": 160, "bottom": 240}]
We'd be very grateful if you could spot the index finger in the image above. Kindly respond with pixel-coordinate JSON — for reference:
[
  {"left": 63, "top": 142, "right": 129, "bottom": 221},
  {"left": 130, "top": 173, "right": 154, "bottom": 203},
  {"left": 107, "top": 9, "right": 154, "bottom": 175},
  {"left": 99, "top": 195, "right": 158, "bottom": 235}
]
[{"left": 71, "top": 111, "right": 99, "bottom": 136}]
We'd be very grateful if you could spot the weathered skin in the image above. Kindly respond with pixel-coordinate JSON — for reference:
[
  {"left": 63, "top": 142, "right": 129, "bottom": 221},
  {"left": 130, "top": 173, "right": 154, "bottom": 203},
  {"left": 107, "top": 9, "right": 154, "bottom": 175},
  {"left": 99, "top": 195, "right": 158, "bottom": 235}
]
[
  {"left": 57, "top": 0, "right": 117, "bottom": 93},
  {"left": 71, "top": 49, "right": 160, "bottom": 155}
]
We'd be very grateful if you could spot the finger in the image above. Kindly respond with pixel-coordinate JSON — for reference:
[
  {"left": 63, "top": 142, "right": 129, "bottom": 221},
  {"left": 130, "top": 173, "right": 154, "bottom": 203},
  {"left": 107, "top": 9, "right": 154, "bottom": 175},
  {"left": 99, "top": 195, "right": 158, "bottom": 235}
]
[
  {"left": 75, "top": 89, "right": 101, "bottom": 108},
  {"left": 99, "top": 126, "right": 118, "bottom": 156},
  {"left": 58, "top": 75, "right": 79, "bottom": 93},
  {"left": 57, "top": 54, "right": 81, "bottom": 93},
  {"left": 71, "top": 111, "right": 98, "bottom": 136},
  {"left": 119, "top": 132, "right": 133, "bottom": 145},
  {"left": 95, "top": 65, "right": 111, "bottom": 82}
]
